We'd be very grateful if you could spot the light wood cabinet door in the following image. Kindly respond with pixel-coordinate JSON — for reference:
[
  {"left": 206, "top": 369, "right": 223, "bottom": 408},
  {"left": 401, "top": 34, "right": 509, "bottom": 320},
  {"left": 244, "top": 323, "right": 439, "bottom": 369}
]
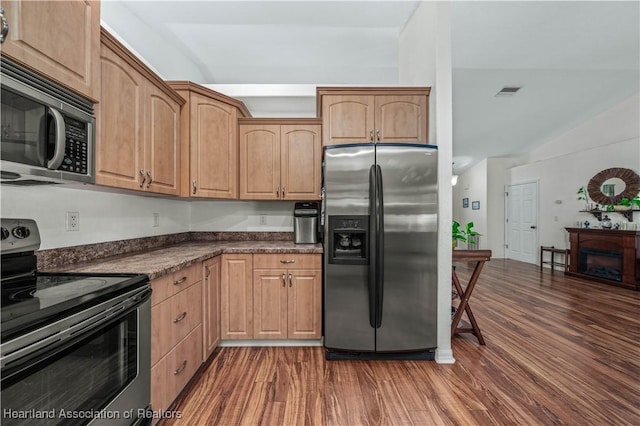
[
  {"left": 145, "top": 83, "right": 181, "bottom": 195},
  {"left": 374, "top": 95, "right": 428, "bottom": 144},
  {"left": 280, "top": 125, "right": 321, "bottom": 200},
  {"left": 221, "top": 254, "right": 253, "bottom": 339},
  {"left": 172, "top": 324, "right": 203, "bottom": 398},
  {"left": 190, "top": 93, "right": 238, "bottom": 198},
  {"left": 239, "top": 125, "right": 281, "bottom": 200},
  {"left": 321, "top": 95, "right": 374, "bottom": 146},
  {"left": 0, "top": 0, "right": 100, "bottom": 101},
  {"left": 203, "top": 256, "right": 221, "bottom": 360},
  {"left": 287, "top": 269, "right": 322, "bottom": 339},
  {"left": 96, "top": 45, "right": 145, "bottom": 190},
  {"left": 253, "top": 269, "right": 288, "bottom": 339}
]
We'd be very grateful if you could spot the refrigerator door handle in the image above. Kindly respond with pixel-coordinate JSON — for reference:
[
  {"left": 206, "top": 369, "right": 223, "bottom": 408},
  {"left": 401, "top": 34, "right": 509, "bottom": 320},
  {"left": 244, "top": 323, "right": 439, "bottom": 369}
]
[
  {"left": 376, "top": 164, "right": 384, "bottom": 328},
  {"left": 368, "top": 165, "right": 377, "bottom": 328}
]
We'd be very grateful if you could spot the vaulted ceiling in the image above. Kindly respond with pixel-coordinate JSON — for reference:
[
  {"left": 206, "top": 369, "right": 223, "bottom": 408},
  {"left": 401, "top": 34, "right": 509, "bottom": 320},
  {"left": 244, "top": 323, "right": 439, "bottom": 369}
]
[{"left": 102, "top": 1, "right": 639, "bottom": 174}]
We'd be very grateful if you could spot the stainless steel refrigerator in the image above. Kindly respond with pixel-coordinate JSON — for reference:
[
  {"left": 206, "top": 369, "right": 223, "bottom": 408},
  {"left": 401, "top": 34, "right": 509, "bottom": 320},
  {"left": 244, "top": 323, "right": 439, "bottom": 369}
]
[{"left": 323, "top": 143, "right": 438, "bottom": 359}]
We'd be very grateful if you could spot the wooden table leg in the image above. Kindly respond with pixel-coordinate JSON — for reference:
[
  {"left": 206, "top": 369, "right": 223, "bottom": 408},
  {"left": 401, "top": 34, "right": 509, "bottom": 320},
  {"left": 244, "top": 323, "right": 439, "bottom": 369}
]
[{"left": 451, "top": 262, "right": 486, "bottom": 345}]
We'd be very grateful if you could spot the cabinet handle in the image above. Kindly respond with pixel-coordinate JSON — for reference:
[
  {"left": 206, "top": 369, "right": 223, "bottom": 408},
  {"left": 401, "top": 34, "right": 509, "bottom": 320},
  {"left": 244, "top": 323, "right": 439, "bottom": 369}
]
[
  {"left": 173, "top": 276, "right": 187, "bottom": 285},
  {"left": 173, "top": 312, "right": 187, "bottom": 323},
  {"left": 139, "top": 169, "right": 146, "bottom": 188},
  {"left": 369, "top": 130, "right": 374, "bottom": 142},
  {"left": 275, "top": 186, "right": 280, "bottom": 198},
  {"left": 146, "top": 170, "right": 153, "bottom": 188},
  {"left": 279, "top": 259, "right": 295, "bottom": 264},
  {"left": 376, "top": 130, "right": 381, "bottom": 141},
  {"left": 205, "top": 265, "right": 211, "bottom": 278},
  {"left": 0, "top": 8, "right": 8, "bottom": 44},
  {"left": 282, "top": 186, "right": 286, "bottom": 198},
  {"left": 174, "top": 360, "right": 187, "bottom": 375},
  {"left": 192, "top": 179, "right": 197, "bottom": 194},
  {"left": 282, "top": 273, "right": 286, "bottom": 287},
  {"left": 288, "top": 273, "right": 293, "bottom": 288}
]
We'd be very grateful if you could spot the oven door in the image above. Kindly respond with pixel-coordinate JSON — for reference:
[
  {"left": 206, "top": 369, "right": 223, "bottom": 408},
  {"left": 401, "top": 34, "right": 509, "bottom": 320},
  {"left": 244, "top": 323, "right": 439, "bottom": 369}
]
[{"left": 0, "top": 292, "right": 151, "bottom": 426}]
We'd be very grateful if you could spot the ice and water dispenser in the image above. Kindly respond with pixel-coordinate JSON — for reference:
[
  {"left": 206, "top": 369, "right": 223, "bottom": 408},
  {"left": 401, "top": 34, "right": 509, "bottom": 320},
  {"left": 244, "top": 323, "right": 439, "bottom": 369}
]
[{"left": 327, "top": 215, "right": 369, "bottom": 265}]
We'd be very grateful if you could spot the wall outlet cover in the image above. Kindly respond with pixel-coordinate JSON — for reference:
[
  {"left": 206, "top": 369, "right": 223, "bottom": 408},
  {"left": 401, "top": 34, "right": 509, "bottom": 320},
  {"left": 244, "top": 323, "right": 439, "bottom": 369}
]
[{"left": 65, "top": 211, "right": 79, "bottom": 232}]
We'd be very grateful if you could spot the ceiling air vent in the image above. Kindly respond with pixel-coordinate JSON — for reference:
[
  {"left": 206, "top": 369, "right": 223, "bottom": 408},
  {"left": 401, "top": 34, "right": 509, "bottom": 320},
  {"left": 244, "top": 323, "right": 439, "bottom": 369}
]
[{"left": 495, "top": 86, "right": 522, "bottom": 97}]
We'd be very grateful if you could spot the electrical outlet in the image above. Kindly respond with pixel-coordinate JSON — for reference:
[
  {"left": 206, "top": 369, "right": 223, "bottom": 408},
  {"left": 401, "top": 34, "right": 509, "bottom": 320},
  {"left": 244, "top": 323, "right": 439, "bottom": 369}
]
[
  {"left": 259, "top": 215, "right": 267, "bottom": 225},
  {"left": 65, "top": 211, "right": 79, "bottom": 232},
  {"left": 153, "top": 213, "right": 160, "bottom": 227}
]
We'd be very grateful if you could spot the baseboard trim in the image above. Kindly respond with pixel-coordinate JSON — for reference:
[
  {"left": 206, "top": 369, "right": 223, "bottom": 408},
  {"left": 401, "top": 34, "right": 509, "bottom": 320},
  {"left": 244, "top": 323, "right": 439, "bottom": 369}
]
[
  {"left": 219, "top": 339, "right": 323, "bottom": 347},
  {"left": 435, "top": 348, "right": 456, "bottom": 364}
]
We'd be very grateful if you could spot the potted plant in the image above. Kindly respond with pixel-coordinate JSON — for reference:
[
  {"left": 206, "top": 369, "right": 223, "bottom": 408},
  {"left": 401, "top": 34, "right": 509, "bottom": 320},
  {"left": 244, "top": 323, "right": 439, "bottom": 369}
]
[
  {"left": 616, "top": 195, "right": 640, "bottom": 211},
  {"left": 577, "top": 186, "right": 590, "bottom": 211},
  {"left": 452, "top": 220, "right": 466, "bottom": 249},
  {"left": 465, "top": 221, "right": 481, "bottom": 249}
]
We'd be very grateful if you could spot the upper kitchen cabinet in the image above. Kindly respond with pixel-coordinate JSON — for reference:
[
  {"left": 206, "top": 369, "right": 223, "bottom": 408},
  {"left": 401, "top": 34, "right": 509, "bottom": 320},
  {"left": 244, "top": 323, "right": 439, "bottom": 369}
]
[
  {"left": 0, "top": 0, "right": 100, "bottom": 102},
  {"left": 96, "top": 29, "right": 184, "bottom": 196},
  {"left": 317, "top": 87, "right": 430, "bottom": 146},
  {"left": 239, "top": 118, "right": 322, "bottom": 201},
  {"left": 167, "top": 82, "right": 250, "bottom": 199}
]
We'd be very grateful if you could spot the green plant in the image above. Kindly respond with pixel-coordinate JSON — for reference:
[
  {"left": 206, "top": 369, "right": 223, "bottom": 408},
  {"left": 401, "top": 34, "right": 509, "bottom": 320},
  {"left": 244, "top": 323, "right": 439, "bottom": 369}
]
[
  {"left": 452, "top": 220, "right": 467, "bottom": 244},
  {"left": 577, "top": 186, "right": 590, "bottom": 209},
  {"left": 465, "top": 221, "right": 481, "bottom": 245},
  {"left": 618, "top": 195, "right": 640, "bottom": 209}
]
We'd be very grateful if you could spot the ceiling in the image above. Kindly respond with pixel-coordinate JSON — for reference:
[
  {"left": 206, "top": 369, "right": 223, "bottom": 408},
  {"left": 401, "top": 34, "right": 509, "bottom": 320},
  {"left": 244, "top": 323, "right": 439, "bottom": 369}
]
[{"left": 101, "top": 1, "right": 640, "bottom": 174}]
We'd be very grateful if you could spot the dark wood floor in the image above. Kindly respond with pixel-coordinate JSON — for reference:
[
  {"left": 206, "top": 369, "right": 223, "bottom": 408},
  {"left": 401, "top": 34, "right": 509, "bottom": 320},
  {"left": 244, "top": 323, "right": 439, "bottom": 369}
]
[{"left": 164, "top": 259, "right": 640, "bottom": 425}]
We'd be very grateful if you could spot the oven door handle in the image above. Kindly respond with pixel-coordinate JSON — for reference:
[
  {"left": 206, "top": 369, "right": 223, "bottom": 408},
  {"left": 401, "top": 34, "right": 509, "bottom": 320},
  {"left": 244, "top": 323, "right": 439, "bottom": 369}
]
[{"left": 0, "top": 287, "right": 151, "bottom": 383}]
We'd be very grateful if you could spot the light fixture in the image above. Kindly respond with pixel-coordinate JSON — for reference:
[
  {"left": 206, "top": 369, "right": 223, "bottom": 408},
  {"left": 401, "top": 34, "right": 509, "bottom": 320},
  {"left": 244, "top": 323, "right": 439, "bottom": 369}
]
[{"left": 451, "top": 175, "right": 459, "bottom": 186}]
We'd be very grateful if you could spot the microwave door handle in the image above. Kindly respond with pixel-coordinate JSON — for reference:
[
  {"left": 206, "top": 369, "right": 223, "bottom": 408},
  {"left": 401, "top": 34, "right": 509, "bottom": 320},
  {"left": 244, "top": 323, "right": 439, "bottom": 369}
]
[{"left": 46, "top": 108, "right": 66, "bottom": 170}]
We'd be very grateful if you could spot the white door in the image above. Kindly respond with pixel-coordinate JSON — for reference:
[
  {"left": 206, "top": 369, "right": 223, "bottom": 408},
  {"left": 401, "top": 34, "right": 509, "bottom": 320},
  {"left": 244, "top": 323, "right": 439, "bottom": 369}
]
[{"left": 506, "top": 181, "right": 538, "bottom": 264}]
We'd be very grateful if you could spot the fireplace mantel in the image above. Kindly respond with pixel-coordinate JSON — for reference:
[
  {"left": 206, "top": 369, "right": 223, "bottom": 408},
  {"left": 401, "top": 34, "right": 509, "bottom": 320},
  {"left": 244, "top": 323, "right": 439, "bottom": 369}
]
[{"left": 565, "top": 227, "right": 640, "bottom": 290}]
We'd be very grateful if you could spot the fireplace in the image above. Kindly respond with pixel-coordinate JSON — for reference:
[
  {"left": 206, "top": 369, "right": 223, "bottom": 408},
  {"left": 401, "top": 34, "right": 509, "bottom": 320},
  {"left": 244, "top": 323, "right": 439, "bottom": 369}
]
[
  {"left": 579, "top": 248, "right": 622, "bottom": 282},
  {"left": 565, "top": 227, "right": 640, "bottom": 290}
]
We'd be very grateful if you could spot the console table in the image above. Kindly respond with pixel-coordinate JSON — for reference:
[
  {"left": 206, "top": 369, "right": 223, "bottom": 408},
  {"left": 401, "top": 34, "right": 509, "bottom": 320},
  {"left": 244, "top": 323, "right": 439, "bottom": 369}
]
[{"left": 565, "top": 228, "right": 640, "bottom": 290}]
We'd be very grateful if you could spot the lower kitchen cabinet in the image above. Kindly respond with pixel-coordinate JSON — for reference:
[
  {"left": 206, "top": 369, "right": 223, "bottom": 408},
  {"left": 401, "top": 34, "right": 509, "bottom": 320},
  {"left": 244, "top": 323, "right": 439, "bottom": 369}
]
[
  {"left": 202, "top": 256, "right": 221, "bottom": 360},
  {"left": 220, "top": 254, "right": 253, "bottom": 339},
  {"left": 151, "top": 324, "right": 202, "bottom": 416},
  {"left": 253, "top": 254, "right": 322, "bottom": 339},
  {"left": 150, "top": 263, "right": 203, "bottom": 414}
]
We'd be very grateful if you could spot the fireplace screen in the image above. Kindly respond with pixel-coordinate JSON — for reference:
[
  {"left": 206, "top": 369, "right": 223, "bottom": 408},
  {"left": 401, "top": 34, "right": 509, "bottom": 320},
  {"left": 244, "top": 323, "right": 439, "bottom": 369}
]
[{"left": 579, "top": 248, "right": 623, "bottom": 282}]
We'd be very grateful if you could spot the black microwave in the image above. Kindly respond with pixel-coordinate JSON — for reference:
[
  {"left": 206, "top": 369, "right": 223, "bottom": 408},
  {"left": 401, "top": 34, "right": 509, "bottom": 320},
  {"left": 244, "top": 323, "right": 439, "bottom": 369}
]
[{"left": 0, "top": 58, "right": 95, "bottom": 185}]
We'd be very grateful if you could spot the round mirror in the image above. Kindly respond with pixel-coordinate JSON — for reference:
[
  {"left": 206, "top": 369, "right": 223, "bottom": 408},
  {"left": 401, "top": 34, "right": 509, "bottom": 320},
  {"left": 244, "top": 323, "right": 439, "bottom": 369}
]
[
  {"left": 587, "top": 168, "right": 640, "bottom": 205},
  {"left": 600, "top": 177, "right": 626, "bottom": 197}
]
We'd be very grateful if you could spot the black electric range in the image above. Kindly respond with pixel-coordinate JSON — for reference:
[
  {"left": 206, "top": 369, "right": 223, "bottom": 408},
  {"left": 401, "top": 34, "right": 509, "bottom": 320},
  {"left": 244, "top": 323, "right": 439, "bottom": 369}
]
[{"left": 0, "top": 218, "right": 149, "bottom": 341}]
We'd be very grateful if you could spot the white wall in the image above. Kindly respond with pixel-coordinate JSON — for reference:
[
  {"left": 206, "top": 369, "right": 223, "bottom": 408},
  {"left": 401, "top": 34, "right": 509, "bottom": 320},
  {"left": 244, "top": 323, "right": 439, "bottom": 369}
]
[
  {"left": 452, "top": 158, "right": 488, "bottom": 244},
  {"left": 399, "top": 2, "right": 454, "bottom": 364},
  {"left": 190, "top": 200, "right": 294, "bottom": 232},
  {"left": 457, "top": 93, "right": 640, "bottom": 262},
  {"left": 0, "top": 185, "right": 190, "bottom": 250}
]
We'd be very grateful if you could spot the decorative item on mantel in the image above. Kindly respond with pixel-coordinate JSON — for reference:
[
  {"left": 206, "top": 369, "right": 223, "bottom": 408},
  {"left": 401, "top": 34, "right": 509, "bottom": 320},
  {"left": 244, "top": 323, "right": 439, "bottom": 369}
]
[{"left": 601, "top": 215, "right": 612, "bottom": 229}]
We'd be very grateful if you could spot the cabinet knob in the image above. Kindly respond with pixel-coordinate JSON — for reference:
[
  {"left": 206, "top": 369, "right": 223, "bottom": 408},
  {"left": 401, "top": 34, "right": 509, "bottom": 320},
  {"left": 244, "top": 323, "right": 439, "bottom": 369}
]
[
  {"left": 376, "top": 129, "right": 381, "bottom": 141},
  {"left": 282, "top": 186, "right": 286, "bottom": 198},
  {"left": 139, "top": 169, "right": 146, "bottom": 188},
  {"left": 146, "top": 170, "right": 153, "bottom": 188},
  {"left": 282, "top": 273, "right": 286, "bottom": 287},
  {"left": 192, "top": 179, "right": 197, "bottom": 195},
  {"left": 275, "top": 186, "right": 280, "bottom": 198},
  {"left": 0, "top": 8, "right": 8, "bottom": 44},
  {"left": 369, "top": 130, "right": 374, "bottom": 142},
  {"left": 288, "top": 273, "right": 293, "bottom": 287}
]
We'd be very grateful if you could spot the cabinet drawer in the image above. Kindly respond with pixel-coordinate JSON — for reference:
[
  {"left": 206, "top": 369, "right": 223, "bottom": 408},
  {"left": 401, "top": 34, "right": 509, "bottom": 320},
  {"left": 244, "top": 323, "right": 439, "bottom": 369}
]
[
  {"left": 151, "top": 281, "right": 203, "bottom": 365},
  {"left": 151, "top": 324, "right": 203, "bottom": 414},
  {"left": 253, "top": 254, "right": 321, "bottom": 269},
  {"left": 151, "top": 262, "right": 202, "bottom": 306}
]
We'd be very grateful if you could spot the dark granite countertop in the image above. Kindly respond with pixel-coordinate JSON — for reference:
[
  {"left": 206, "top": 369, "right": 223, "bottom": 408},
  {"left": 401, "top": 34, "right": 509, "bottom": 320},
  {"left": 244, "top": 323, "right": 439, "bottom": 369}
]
[{"left": 47, "top": 241, "right": 323, "bottom": 280}]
